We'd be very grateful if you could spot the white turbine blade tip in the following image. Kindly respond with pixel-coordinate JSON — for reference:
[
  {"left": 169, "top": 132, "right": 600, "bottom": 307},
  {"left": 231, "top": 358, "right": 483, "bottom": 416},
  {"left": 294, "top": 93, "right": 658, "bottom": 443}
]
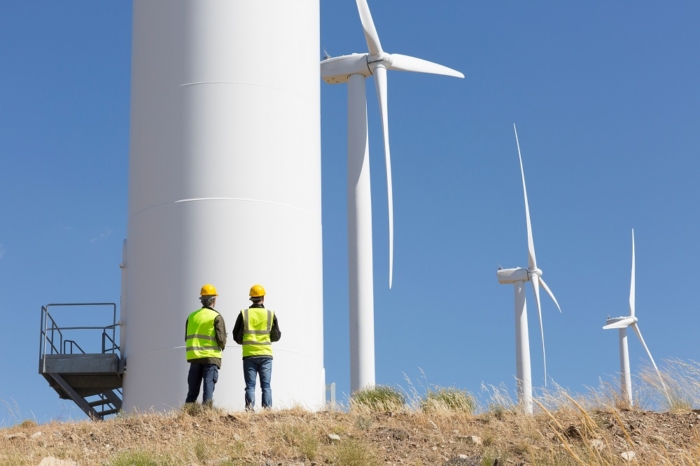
[
  {"left": 388, "top": 54, "right": 464, "bottom": 78},
  {"left": 539, "top": 278, "right": 562, "bottom": 313},
  {"left": 630, "top": 229, "right": 636, "bottom": 317},
  {"left": 632, "top": 323, "right": 671, "bottom": 400}
]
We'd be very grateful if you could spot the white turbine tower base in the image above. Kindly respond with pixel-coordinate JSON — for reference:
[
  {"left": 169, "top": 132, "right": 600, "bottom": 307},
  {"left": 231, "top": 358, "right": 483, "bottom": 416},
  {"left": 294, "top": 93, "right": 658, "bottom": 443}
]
[
  {"left": 603, "top": 230, "right": 670, "bottom": 407},
  {"left": 123, "top": 0, "right": 325, "bottom": 412},
  {"left": 496, "top": 124, "right": 562, "bottom": 414},
  {"left": 322, "top": 0, "right": 463, "bottom": 393}
]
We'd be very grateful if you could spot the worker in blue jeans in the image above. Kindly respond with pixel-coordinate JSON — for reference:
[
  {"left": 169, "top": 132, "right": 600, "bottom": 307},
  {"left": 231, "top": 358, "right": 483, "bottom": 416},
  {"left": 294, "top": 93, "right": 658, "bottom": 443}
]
[
  {"left": 185, "top": 284, "right": 227, "bottom": 405},
  {"left": 232, "top": 284, "right": 281, "bottom": 410}
]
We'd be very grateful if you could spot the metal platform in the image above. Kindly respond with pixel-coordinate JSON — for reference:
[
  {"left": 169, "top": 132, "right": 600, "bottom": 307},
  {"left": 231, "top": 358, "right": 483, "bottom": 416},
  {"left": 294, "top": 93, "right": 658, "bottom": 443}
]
[{"left": 39, "top": 303, "right": 124, "bottom": 420}]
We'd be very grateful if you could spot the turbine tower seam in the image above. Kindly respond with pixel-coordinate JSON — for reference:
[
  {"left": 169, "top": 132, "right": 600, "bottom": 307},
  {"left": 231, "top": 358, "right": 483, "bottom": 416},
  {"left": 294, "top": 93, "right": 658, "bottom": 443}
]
[
  {"left": 179, "top": 81, "right": 307, "bottom": 99},
  {"left": 128, "top": 198, "right": 320, "bottom": 221}
]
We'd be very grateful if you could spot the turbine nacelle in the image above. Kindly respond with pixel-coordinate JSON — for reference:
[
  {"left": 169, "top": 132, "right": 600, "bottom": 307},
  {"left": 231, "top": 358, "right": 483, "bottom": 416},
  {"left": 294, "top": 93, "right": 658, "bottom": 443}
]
[
  {"left": 321, "top": 54, "right": 372, "bottom": 83},
  {"left": 496, "top": 267, "right": 543, "bottom": 285},
  {"left": 496, "top": 267, "right": 528, "bottom": 284},
  {"left": 603, "top": 315, "right": 638, "bottom": 330},
  {"left": 320, "top": 53, "right": 394, "bottom": 84}
]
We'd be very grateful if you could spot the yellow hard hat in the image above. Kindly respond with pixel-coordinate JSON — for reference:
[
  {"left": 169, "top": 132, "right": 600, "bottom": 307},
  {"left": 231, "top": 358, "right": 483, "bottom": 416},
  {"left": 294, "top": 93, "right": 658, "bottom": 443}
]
[
  {"left": 249, "top": 284, "right": 266, "bottom": 298},
  {"left": 200, "top": 284, "right": 218, "bottom": 297}
]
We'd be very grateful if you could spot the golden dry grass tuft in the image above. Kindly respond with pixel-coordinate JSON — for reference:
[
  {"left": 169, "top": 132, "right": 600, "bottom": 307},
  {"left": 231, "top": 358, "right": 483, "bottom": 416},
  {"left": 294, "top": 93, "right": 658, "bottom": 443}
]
[{"left": 350, "top": 385, "right": 406, "bottom": 413}]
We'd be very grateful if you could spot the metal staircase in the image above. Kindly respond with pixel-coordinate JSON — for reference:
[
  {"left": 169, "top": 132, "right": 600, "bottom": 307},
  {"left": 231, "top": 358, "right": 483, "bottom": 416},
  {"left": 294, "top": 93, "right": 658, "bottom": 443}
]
[{"left": 39, "top": 303, "right": 124, "bottom": 420}]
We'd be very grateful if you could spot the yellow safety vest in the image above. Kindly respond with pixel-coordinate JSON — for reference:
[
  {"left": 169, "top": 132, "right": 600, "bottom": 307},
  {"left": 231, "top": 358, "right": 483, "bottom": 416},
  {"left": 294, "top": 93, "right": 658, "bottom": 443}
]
[
  {"left": 186, "top": 308, "right": 222, "bottom": 361},
  {"left": 241, "top": 307, "right": 274, "bottom": 357}
]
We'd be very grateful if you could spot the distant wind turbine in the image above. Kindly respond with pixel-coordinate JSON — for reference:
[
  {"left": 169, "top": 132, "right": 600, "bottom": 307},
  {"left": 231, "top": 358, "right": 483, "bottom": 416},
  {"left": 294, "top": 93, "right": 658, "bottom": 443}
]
[
  {"left": 603, "top": 229, "right": 670, "bottom": 406},
  {"left": 321, "top": 0, "right": 463, "bottom": 392},
  {"left": 496, "top": 124, "right": 562, "bottom": 414}
]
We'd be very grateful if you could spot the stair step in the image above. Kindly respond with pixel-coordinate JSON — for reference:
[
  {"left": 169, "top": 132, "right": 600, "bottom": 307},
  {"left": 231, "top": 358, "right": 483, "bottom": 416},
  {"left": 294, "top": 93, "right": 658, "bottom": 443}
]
[
  {"left": 99, "top": 408, "right": 120, "bottom": 417},
  {"left": 100, "top": 389, "right": 122, "bottom": 409},
  {"left": 88, "top": 399, "right": 112, "bottom": 407}
]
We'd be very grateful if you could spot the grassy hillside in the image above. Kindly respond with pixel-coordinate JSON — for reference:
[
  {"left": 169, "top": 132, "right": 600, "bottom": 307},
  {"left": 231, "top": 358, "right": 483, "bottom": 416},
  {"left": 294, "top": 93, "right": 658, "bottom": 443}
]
[
  {"left": 2, "top": 360, "right": 700, "bottom": 465},
  {"left": 1, "top": 403, "right": 699, "bottom": 465}
]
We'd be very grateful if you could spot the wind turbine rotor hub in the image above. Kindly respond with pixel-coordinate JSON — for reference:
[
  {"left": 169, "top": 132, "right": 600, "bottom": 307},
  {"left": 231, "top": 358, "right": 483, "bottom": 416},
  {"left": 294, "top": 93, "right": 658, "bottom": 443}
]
[
  {"left": 368, "top": 53, "right": 392, "bottom": 72},
  {"left": 528, "top": 268, "right": 543, "bottom": 278}
]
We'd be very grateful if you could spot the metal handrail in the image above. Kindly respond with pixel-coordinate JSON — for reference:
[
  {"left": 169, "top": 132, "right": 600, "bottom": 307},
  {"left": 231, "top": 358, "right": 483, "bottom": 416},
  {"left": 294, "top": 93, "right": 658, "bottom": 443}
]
[
  {"left": 39, "top": 303, "right": 120, "bottom": 367},
  {"left": 39, "top": 306, "right": 64, "bottom": 356},
  {"left": 63, "top": 340, "right": 86, "bottom": 355},
  {"left": 102, "top": 331, "right": 119, "bottom": 354}
]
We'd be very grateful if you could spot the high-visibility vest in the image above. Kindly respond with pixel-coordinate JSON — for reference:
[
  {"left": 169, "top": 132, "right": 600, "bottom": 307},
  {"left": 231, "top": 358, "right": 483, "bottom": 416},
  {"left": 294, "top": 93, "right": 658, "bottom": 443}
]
[
  {"left": 186, "top": 308, "right": 222, "bottom": 361},
  {"left": 241, "top": 307, "right": 274, "bottom": 357}
]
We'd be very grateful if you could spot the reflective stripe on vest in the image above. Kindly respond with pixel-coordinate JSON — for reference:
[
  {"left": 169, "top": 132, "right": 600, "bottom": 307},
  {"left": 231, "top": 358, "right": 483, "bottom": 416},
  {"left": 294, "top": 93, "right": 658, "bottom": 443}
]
[
  {"left": 186, "top": 308, "right": 222, "bottom": 360},
  {"left": 241, "top": 308, "right": 274, "bottom": 357}
]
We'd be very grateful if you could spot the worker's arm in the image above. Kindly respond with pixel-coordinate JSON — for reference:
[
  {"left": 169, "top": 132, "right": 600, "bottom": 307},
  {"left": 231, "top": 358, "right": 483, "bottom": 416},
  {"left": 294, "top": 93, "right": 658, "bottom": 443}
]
[
  {"left": 214, "top": 314, "right": 227, "bottom": 350},
  {"left": 232, "top": 312, "right": 244, "bottom": 345},
  {"left": 270, "top": 316, "right": 281, "bottom": 342}
]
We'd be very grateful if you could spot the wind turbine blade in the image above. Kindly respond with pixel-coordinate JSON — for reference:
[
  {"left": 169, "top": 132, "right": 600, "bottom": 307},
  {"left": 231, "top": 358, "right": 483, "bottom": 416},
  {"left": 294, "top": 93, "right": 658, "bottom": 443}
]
[
  {"left": 631, "top": 323, "right": 671, "bottom": 402},
  {"left": 531, "top": 274, "right": 547, "bottom": 386},
  {"left": 514, "top": 124, "right": 537, "bottom": 270},
  {"left": 374, "top": 65, "right": 394, "bottom": 288},
  {"left": 602, "top": 316, "right": 636, "bottom": 330},
  {"left": 356, "top": 0, "right": 383, "bottom": 56},
  {"left": 630, "top": 229, "right": 636, "bottom": 317},
  {"left": 539, "top": 277, "right": 562, "bottom": 313},
  {"left": 388, "top": 54, "right": 464, "bottom": 78}
]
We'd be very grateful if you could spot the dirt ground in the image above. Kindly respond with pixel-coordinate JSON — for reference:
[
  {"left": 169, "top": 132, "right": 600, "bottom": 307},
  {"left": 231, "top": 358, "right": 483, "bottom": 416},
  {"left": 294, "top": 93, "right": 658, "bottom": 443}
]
[{"left": 1, "top": 407, "right": 699, "bottom": 465}]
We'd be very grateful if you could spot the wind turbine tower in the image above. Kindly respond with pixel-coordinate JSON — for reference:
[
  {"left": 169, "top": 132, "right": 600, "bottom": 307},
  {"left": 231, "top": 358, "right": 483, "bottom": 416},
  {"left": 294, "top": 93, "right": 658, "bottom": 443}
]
[
  {"left": 321, "top": 0, "right": 463, "bottom": 393},
  {"left": 122, "top": 1, "right": 325, "bottom": 411},
  {"left": 496, "top": 125, "right": 562, "bottom": 414},
  {"left": 603, "top": 229, "right": 669, "bottom": 406}
]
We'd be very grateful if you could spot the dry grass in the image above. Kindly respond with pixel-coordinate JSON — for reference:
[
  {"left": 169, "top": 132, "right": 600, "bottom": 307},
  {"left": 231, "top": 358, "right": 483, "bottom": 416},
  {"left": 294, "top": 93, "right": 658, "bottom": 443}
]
[
  {"left": 2, "top": 361, "right": 699, "bottom": 465},
  {"left": 350, "top": 385, "right": 405, "bottom": 413},
  {"left": 1, "top": 402, "right": 698, "bottom": 465},
  {"left": 640, "top": 358, "right": 700, "bottom": 412}
]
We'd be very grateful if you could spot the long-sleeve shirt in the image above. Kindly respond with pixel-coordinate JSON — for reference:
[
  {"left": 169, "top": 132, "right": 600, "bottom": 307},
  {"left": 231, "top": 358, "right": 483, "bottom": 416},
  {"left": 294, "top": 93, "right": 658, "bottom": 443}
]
[
  {"left": 232, "top": 303, "right": 281, "bottom": 357},
  {"left": 185, "top": 307, "right": 227, "bottom": 368}
]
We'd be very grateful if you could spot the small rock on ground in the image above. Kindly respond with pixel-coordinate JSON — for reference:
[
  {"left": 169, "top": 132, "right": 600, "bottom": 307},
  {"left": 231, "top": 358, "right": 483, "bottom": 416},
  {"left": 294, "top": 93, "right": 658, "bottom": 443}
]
[
  {"left": 443, "top": 455, "right": 481, "bottom": 466},
  {"left": 590, "top": 439, "right": 605, "bottom": 452},
  {"left": 466, "top": 435, "right": 482, "bottom": 445},
  {"left": 564, "top": 425, "right": 583, "bottom": 439},
  {"left": 38, "top": 458, "right": 77, "bottom": 466}
]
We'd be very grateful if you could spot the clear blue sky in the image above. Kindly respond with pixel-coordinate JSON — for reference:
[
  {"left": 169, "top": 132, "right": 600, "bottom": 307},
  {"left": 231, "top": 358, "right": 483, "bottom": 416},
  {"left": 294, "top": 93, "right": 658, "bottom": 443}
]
[{"left": 1, "top": 1, "right": 699, "bottom": 424}]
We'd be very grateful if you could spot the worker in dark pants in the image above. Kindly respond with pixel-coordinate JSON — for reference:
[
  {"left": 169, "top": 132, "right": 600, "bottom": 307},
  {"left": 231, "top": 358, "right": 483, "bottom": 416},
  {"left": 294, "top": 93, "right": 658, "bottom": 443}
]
[
  {"left": 232, "top": 284, "right": 281, "bottom": 410},
  {"left": 185, "top": 284, "right": 227, "bottom": 405}
]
